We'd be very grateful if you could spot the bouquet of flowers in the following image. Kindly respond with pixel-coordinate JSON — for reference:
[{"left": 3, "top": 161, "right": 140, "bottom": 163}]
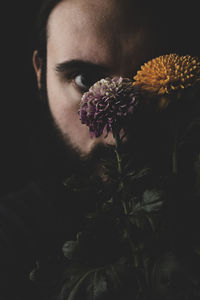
[{"left": 30, "top": 54, "right": 200, "bottom": 300}]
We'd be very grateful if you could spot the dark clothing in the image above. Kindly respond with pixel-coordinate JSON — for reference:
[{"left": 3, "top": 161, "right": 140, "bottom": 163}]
[{"left": 0, "top": 180, "right": 84, "bottom": 300}]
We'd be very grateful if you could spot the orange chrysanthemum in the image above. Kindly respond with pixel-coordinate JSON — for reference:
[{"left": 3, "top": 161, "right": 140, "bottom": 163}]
[{"left": 133, "top": 53, "right": 200, "bottom": 98}]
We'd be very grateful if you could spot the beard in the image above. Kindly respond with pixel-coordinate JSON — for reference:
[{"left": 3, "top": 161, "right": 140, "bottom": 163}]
[
  {"left": 30, "top": 65, "right": 170, "bottom": 183},
  {"left": 30, "top": 76, "right": 120, "bottom": 182}
]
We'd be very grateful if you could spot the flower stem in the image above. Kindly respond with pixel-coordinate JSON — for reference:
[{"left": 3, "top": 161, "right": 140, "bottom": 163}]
[
  {"left": 114, "top": 130, "right": 140, "bottom": 268},
  {"left": 114, "top": 130, "right": 128, "bottom": 215},
  {"left": 122, "top": 218, "right": 139, "bottom": 268},
  {"left": 172, "top": 119, "right": 179, "bottom": 174},
  {"left": 115, "top": 139, "right": 122, "bottom": 175}
]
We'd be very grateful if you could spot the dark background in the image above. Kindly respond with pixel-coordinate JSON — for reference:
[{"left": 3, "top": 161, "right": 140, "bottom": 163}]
[
  {"left": 0, "top": 1, "right": 199, "bottom": 197},
  {"left": 0, "top": 1, "right": 41, "bottom": 196}
]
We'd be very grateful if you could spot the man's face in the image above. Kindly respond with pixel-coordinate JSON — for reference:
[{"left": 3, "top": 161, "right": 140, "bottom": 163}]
[{"left": 34, "top": 0, "right": 157, "bottom": 158}]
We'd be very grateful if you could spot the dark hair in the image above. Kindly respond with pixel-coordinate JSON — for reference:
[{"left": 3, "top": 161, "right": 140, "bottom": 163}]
[
  {"left": 34, "top": 0, "right": 200, "bottom": 60},
  {"left": 35, "top": 0, "right": 63, "bottom": 58}
]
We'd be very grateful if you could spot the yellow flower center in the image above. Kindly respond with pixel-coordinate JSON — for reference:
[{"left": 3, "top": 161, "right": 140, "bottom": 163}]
[{"left": 133, "top": 54, "right": 200, "bottom": 95}]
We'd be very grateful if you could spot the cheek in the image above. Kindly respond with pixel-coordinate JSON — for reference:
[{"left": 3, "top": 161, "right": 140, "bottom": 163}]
[
  {"left": 47, "top": 67, "right": 81, "bottom": 124},
  {"left": 46, "top": 69, "right": 95, "bottom": 152},
  {"left": 46, "top": 66, "right": 116, "bottom": 154}
]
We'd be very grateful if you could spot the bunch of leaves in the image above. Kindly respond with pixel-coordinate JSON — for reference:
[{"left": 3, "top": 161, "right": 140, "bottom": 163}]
[
  {"left": 29, "top": 84, "right": 200, "bottom": 300},
  {"left": 49, "top": 162, "right": 170, "bottom": 300}
]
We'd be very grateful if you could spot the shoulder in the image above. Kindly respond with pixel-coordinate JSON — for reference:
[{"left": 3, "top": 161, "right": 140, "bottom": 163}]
[
  {"left": 0, "top": 179, "right": 85, "bottom": 258},
  {"left": 0, "top": 181, "right": 50, "bottom": 299},
  {"left": 0, "top": 180, "right": 77, "bottom": 261},
  {"left": 0, "top": 179, "right": 82, "bottom": 299}
]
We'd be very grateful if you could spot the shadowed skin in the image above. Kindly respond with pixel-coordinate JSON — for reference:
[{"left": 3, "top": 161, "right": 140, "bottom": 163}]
[{"left": 33, "top": 0, "right": 157, "bottom": 158}]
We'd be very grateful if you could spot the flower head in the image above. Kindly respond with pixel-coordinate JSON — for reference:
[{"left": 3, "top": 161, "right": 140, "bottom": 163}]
[
  {"left": 79, "top": 77, "right": 138, "bottom": 138},
  {"left": 133, "top": 54, "right": 200, "bottom": 108}
]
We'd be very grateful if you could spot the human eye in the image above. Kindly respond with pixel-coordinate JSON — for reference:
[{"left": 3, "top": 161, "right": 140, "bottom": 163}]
[
  {"left": 55, "top": 62, "right": 108, "bottom": 93},
  {"left": 73, "top": 72, "right": 102, "bottom": 93}
]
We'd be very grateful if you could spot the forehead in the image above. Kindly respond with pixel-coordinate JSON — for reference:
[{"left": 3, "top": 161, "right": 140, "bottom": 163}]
[{"left": 47, "top": 0, "right": 154, "bottom": 71}]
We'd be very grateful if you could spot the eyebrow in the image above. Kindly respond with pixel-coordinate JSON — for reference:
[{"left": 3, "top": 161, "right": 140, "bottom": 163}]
[{"left": 55, "top": 59, "right": 110, "bottom": 74}]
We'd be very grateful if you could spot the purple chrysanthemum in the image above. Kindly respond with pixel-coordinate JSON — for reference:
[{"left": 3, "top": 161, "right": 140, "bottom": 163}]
[{"left": 79, "top": 77, "right": 139, "bottom": 138}]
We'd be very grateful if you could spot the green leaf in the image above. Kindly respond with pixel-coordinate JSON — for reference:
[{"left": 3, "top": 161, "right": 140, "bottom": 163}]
[
  {"left": 57, "top": 258, "right": 143, "bottom": 300},
  {"left": 132, "top": 189, "right": 164, "bottom": 215},
  {"left": 126, "top": 168, "right": 151, "bottom": 180},
  {"left": 144, "top": 214, "right": 156, "bottom": 233},
  {"left": 62, "top": 241, "right": 80, "bottom": 260}
]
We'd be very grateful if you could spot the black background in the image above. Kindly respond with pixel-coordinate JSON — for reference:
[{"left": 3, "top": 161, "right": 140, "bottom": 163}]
[
  {"left": 0, "top": 1, "right": 41, "bottom": 196},
  {"left": 0, "top": 1, "right": 200, "bottom": 196}
]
